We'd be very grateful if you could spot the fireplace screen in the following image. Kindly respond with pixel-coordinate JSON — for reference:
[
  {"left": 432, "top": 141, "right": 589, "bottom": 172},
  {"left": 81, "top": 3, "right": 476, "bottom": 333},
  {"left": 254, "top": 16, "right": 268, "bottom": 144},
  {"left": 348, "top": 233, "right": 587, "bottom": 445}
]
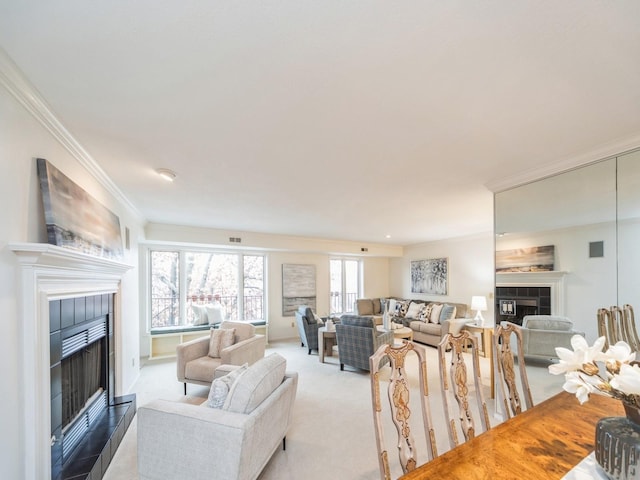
[{"left": 62, "top": 339, "right": 104, "bottom": 429}]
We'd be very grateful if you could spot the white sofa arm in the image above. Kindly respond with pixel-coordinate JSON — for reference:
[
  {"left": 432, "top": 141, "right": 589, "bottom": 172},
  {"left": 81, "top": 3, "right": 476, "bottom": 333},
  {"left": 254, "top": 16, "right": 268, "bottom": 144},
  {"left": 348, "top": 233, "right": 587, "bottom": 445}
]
[
  {"left": 176, "top": 335, "right": 210, "bottom": 382},
  {"left": 138, "top": 399, "right": 250, "bottom": 480},
  {"left": 220, "top": 334, "right": 266, "bottom": 366}
]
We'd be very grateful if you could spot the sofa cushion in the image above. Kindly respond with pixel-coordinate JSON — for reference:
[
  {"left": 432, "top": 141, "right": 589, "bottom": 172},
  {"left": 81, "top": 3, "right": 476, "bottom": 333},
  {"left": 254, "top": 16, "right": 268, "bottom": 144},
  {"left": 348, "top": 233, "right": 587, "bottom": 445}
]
[
  {"left": 411, "top": 320, "right": 442, "bottom": 336},
  {"left": 405, "top": 301, "right": 424, "bottom": 319},
  {"left": 523, "top": 315, "right": 573, "bottom": 331},
  {"left": 418, "top": 303, "right": 433, "bottom": 322},
  {"left": 439, "top": 304, "right": 457, "bottom": 322},
  {"left": 208, "top": 328, "right": 236, "bottom": 358},
  {"left": 356, "top": 299, "right": 374, "bottom": 315},
  {"left": 429, "top": 304, "right": 443, "bottom": 324},
  {"left": 224, "top": 353, "right": 287, "bottom": 414},
  {"left": 185, "top": 355, "right": 223, "bottom": 383},
  {"left": 372, "top": 298, "right": 382, "bottom": 315},
  {"left": 207, "top": 363, "right": 248, "bottom": 408}
]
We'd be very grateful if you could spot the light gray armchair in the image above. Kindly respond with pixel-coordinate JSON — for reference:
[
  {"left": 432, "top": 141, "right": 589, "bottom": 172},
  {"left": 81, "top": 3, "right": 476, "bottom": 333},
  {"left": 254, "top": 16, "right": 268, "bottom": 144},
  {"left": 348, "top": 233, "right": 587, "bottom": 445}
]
[
  {"left": 176, "top": 321, "right": 266, "bottom": 394},
  {"left": 139, "top": 353, "right": 298, "bottom": 480},
  {"left": 506, "top": 315, "right": 585, "bottom": 361}
]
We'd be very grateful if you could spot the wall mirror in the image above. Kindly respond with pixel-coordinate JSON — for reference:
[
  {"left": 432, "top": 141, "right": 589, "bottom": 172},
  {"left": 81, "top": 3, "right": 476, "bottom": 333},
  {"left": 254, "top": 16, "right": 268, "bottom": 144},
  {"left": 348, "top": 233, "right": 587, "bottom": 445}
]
[{"left": 494, "top": 150, "right": 640, "bottom": 342}]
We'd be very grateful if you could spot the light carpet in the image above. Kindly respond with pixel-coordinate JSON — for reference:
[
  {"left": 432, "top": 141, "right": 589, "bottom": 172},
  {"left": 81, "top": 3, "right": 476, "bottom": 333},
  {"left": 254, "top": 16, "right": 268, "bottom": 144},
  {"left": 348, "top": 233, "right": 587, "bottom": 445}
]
[{"left": 103, "top": 339, "right": 565, "bottom": 480}]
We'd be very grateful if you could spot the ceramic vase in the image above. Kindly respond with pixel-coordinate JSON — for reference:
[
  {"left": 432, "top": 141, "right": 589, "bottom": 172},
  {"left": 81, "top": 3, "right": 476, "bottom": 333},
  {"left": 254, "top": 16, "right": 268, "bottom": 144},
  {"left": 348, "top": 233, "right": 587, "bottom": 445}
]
[{"left": 595, "top": 403, "right": 640, "bottom": 480}]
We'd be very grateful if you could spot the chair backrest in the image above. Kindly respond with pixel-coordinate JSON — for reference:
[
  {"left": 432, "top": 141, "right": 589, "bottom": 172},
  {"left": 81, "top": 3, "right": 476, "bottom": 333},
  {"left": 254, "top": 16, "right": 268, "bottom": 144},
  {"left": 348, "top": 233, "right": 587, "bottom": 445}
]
[
  {"left": 438, "top": 331, "right": 490, "bottom": 449},
  {"left": 597, "top": 306, "right": 626, "bottom": 350},
  {"left": 370, "top": 341, "right": 437, "bottom": 479},
  {"left": 494, "top": 322, "right": 534, "bottom": 419},
  {"left": 622, "top": 304, "right": 640, "bottom": 351}
]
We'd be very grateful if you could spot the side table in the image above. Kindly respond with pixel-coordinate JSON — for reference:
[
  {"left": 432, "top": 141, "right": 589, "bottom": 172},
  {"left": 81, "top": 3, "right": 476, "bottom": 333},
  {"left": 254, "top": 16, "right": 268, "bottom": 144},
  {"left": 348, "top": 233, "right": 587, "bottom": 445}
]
[
  {"left": 318, "top": 326, "right": 337, "bottom": 363},
  {"left": 463, "top": 322, "right": 495, "bottom": 399}
]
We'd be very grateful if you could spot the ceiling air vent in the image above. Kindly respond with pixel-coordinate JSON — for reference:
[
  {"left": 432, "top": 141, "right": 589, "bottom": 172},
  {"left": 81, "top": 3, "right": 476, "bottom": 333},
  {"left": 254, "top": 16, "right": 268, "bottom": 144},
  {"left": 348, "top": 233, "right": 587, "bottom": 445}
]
[{"left": 229, "top": 237, "right": 242, "bottom": 243}]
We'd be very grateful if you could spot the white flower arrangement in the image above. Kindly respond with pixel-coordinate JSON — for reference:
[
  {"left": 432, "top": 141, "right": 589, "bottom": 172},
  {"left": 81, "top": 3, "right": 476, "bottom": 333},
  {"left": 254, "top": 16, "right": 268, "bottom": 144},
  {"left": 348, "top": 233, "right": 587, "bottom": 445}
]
[{"left": 549, "top": 335, "right": 640, "bottom": 406}]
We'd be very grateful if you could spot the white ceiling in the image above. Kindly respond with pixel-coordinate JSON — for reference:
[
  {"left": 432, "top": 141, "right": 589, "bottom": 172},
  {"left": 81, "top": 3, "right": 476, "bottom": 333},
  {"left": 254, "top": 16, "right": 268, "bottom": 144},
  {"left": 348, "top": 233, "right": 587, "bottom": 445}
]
[{"left": 2, "top": 1, "right": 640, "bottom": 246}]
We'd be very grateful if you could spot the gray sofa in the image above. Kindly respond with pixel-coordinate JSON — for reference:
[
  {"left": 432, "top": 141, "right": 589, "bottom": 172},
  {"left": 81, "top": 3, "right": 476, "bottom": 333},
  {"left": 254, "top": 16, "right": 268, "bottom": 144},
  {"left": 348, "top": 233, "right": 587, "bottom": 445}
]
[
  {"left": 357, "top": 297, "right": 469, "bottom": 347},
  {"left": 138, "top": 353, "right": 298, "bottom": 480},
  {"left": 504, "top": 315, "right": 585, "bottom": 361}
]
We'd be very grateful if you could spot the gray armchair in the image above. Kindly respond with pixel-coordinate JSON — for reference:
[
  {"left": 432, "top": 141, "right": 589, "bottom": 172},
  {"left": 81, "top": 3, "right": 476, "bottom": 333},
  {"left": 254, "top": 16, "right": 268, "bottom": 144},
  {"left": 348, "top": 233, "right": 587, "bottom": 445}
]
[
  {"left": 176, "top": 321, "right": 266, "bottom": 394},
  {"left": 335, "top": 315, "right": 393, "bottom": 371},
  {"left": 507, "top": 315, "right": 585, "bottom": 361},
  {"left": 295, "top": 305, "right": 321, "bottom": 354}
]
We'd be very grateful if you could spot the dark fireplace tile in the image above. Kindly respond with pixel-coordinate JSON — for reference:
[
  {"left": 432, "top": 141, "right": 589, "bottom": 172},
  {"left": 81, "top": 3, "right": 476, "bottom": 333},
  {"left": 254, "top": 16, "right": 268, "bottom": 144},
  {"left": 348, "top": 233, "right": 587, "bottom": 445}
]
[
  {"left": 93, "top": 294, "right": 102, "bottom": 319},
  {"left": 540, "top": 297, "right": 551, "bottom": 307},
  {"left": 51, "top": 392, "right": 62, "bottom": 432},
  {"left": 85, "top": 296, "right": 94, "bottom": 321},
  {"left": 101, "top": 294, "right": 109, "bottom": 315},
  {"left": 527, "top": 287, "right": 539, "bottom": 297},
  {"left": 50, "top": 300, "right": 61, "bottom": 332},
  {"left": 50, "top": 364, "right": 61, "bottom": 398},
  {"left": 74, "top": 297, "right": 86, "bottom": 325},
  {"left": 61, "top": 299, "right": 75, "bottom": 329},
  {"left": 50, "top": 332, "right": 61, "bottom": 365}
]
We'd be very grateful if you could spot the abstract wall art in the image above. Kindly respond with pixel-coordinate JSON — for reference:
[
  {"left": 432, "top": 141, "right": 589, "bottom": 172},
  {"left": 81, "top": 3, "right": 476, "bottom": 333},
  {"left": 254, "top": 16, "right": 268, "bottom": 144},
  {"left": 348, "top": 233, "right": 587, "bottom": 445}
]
[
  {"left": 411, "top": 257, "right": 448, "bottom": 295},
  {"left": 37, "top": 158, "right": 124, "bottom": 260},
  {"left": 282, "top": 263, "right": 316, "bottom": 316}
]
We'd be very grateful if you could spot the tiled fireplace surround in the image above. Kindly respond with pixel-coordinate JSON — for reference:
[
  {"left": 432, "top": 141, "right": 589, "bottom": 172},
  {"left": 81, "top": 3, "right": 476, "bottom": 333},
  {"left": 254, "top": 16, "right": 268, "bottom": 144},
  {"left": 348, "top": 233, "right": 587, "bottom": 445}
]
[{"left": 11, "top": 243, "right": 134, "bottom": 480}]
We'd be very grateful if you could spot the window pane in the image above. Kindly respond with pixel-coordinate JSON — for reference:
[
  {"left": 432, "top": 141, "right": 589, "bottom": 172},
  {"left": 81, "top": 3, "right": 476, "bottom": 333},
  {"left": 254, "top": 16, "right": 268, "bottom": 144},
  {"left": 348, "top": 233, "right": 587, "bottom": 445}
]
[
  {"left": 243, "top": 255, "right": 264, "bottom": 321},
  {"left": 150, "top": 251, "right": 180, "bottom": 328},
  {"left": 330, "top": 259, "right": 342, "bottom": 315},
  {"left": 344, "top": 260, "right": 359, "bottom": 313},
  {"left": 186, "top": 253, "right": 238, "bottom": 322}
]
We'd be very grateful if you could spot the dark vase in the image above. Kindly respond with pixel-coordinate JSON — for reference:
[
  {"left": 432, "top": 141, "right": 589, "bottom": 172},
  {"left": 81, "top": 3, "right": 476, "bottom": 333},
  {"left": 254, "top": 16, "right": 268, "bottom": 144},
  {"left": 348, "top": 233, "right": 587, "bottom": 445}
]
[{"left": 595, "top": 404, "right": 640, "bottom": 480}]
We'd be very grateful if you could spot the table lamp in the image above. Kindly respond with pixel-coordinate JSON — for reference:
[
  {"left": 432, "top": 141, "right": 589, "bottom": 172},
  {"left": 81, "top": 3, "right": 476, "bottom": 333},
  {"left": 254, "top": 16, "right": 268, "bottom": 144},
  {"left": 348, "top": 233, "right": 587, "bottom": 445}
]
[{"left": 471, "top": 296, "right": 488, "bottom": 326}]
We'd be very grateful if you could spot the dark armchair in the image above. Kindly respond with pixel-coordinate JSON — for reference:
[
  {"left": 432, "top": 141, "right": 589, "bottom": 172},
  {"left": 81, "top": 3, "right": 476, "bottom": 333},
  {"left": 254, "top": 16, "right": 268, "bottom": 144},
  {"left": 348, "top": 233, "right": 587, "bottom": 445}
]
[
  {"left": 335, "top": 315, "right": 393, "bottom": 371},
  {"left": 295, "top": 305, "right": 321, "bottom": 354}
]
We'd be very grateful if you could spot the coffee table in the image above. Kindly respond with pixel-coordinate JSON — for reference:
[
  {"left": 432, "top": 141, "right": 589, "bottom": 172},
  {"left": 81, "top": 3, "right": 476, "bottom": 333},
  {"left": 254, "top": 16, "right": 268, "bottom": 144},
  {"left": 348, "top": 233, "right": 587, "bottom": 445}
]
[{"left": 377, "top": 325, "right": 413, "bottom": 343}]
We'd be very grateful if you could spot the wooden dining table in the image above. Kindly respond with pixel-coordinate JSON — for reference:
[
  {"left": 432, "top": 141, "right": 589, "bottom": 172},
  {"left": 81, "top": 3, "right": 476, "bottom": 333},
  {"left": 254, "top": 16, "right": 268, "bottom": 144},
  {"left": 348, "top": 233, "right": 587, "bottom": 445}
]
[{"left": 399, "top": 391, "right": 624, "bottom": 479}]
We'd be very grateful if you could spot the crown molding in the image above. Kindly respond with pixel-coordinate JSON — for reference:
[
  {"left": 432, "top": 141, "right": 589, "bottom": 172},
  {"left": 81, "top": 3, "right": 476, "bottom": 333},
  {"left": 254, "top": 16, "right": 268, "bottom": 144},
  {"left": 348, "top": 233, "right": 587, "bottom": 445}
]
[
  {"left": 0, "top": 48, "right": 145, "bottom": 222},
  {"left": 485, "top": 134, "right": 640, "bottom": 193}
]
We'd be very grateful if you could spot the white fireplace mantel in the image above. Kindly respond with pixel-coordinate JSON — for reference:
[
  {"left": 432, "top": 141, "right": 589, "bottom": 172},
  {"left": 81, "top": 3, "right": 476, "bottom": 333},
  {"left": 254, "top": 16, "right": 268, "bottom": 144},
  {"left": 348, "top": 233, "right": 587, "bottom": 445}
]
[
  {"left": 10, "top": 242, "right": 133, "bottom": 480},
  {"left": 496, "top": 271, "right": 569, "bottom": 317}
]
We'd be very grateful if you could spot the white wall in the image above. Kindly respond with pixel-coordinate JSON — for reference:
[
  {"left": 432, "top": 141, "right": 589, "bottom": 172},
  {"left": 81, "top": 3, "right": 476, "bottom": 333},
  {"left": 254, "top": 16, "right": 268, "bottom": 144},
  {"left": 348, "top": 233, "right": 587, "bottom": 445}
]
[
  {"left": 389, "top": 232, "right": 495, "bottom": 320},
  {"left": 0, "top": 85, "right": 144, "bottom": 479},
  {"left": 496, "top": 222, "right": 617, "bottom": 342}
]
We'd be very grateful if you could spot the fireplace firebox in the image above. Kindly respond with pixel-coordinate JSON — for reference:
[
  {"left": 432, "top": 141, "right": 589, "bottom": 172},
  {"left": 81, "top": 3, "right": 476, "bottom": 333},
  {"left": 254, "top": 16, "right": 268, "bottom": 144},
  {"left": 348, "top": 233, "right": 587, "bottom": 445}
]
[{"left": 50, "top": 294, "right": 135, "bottom": 480}]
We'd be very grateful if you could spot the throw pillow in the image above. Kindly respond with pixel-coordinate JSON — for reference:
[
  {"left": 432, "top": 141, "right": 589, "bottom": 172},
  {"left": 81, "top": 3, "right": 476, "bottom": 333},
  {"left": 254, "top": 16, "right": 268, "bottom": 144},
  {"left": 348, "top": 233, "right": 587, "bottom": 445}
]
[
  {"left": 207, "top": 363, "right": 249, "bottom": 408},
  {"left": 313, "top": 313, "right": 325, "bottom": 325},
  {"left": 397, "top": 301, "right": 409, "bottom": 318},
  {"left": 208, "top": 327, "right": 236, "bottom": 358},
  {"left": 387, "top": 299, "right": 397, "bottom": 316},
  {"left": 418, "top": 303, "right": 434, "bottom": 323},
  {"left": 429, "top": 304, "right": 444, "bottom": 324},
  {"left": 439, "top": 304, "right": 457, "bottom": 322},
  {"left": 191, "top": 304, "right": 209, "bottom": 325},
  {"left": 405, "top": 301, "right": 424, "bottom": 319}
]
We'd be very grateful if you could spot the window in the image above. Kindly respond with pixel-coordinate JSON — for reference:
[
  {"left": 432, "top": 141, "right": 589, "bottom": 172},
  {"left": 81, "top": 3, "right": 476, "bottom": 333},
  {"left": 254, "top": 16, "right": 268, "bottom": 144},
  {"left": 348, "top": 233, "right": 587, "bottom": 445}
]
[
  {"left": 149, "top": 249, "right": 265, "bottom": 329},
  {"left": 330, "top": 258, "right": 361, "bottom": 315}
]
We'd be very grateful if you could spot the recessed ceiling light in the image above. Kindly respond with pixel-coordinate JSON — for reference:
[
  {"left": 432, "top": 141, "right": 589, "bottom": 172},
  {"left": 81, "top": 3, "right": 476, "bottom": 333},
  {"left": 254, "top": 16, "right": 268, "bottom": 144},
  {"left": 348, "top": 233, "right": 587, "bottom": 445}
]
[
  {"left": 156, "top": 168, "right": 176, "bottom": 182},
  {"left": 385, "top": 234, "right": 391, "bottom": 239}
]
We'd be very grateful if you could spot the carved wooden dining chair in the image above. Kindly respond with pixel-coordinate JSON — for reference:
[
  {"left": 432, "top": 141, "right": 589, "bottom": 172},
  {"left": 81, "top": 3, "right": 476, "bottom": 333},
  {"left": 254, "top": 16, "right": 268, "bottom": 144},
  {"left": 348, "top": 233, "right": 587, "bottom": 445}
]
[
  {"left": 622, "top": 304, "right": 640, "bottom": 351},
  {"left": 370, "top": 341, "right": 438, "bottom": 480},
  {"left": 438, "top": 331, "right": 490, "bottom": 449},
  {"left": 598, "top": 307, "right": 621, "bottom": 350},
  {"left": 494, "top": 322, "right": 534, "bottom": 419}
]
